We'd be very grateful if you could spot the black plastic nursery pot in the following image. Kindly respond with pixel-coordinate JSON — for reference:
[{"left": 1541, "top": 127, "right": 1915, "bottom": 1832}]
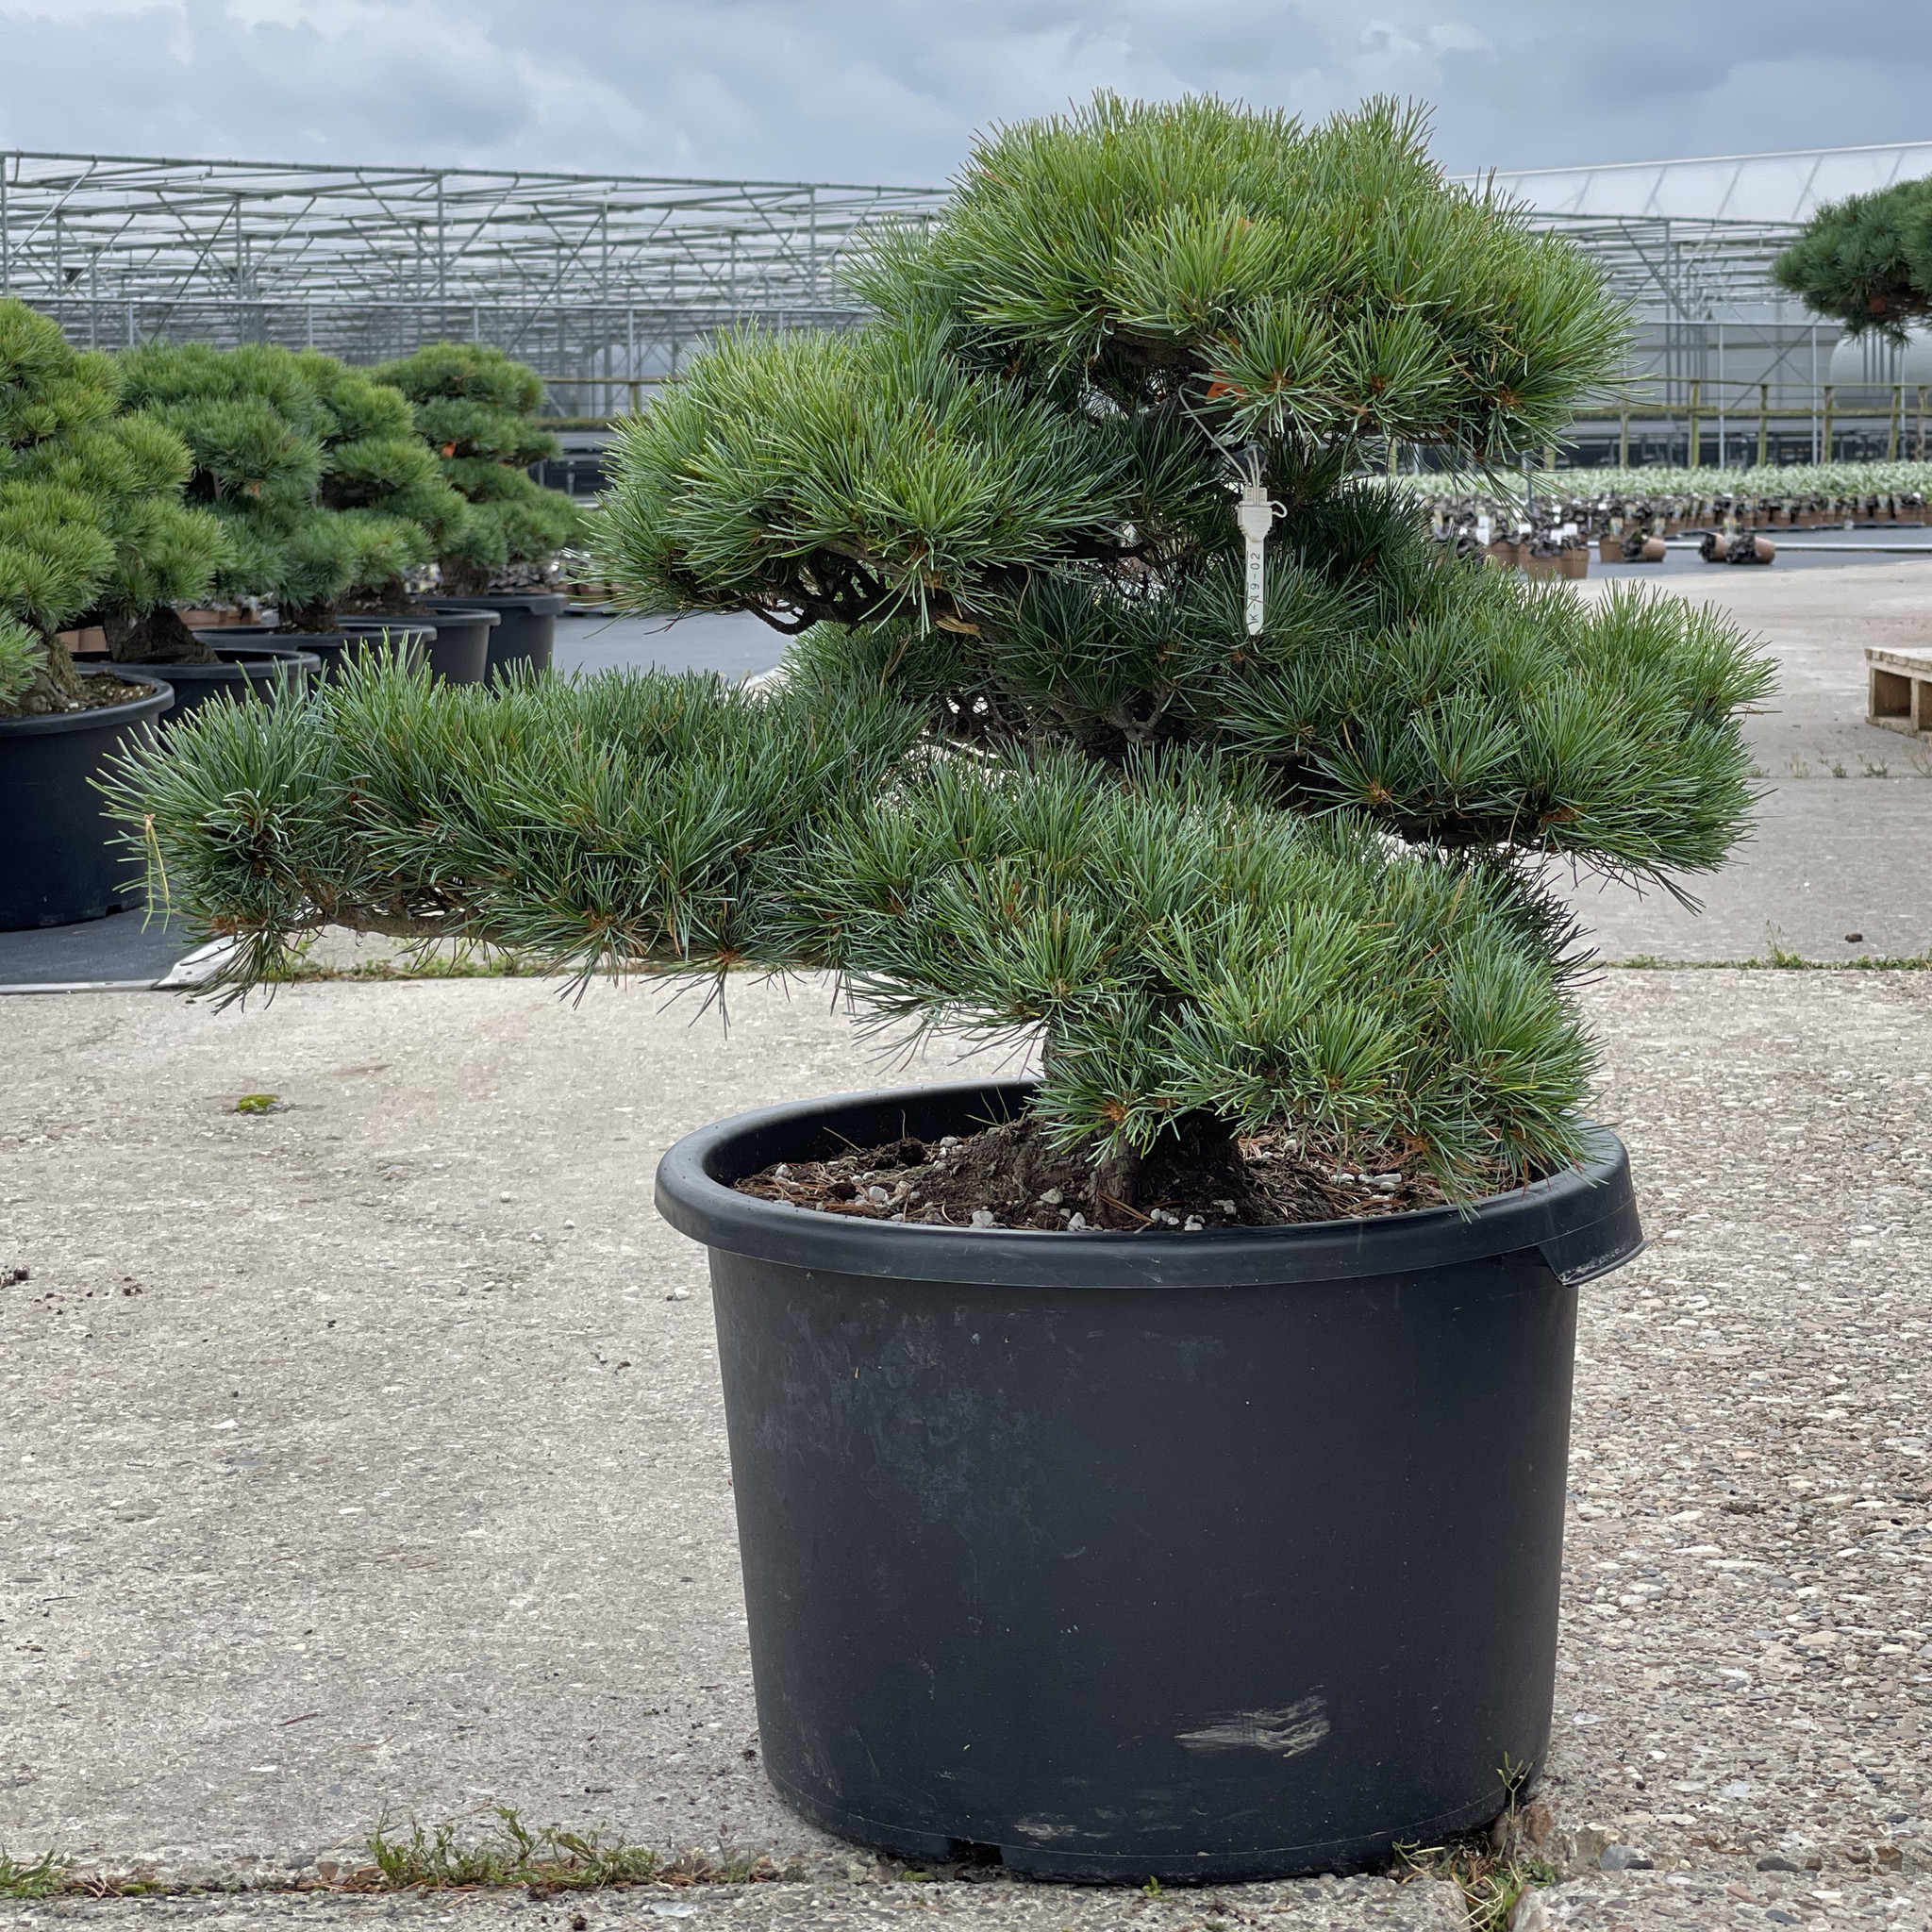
[
  {"left": 339, "top": 611, "right": 492, "bottom": 686},
  {"left": 314, "top": 624, "right": 437, "bottom": 683},
  {"left": 196, "top": 628, "right": 430, "bottom": 685},
  {"left": 654, "top": 1079, "right": 1643, "bottom": 1884},
  {"left": 0, "top": 673, "right": 170, "bottom": 930},
  {"left": 114, "top": 644, "right": 318, "bottom": 722},
  {"left": 398, "top": 608, "right": 495, "bottom": 685},
  {"left": 424, "top": 593, "right": 563, "bottom": 683}
]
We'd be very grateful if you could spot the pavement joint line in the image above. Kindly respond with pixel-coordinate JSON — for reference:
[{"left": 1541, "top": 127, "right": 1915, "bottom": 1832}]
[{"left": 0, "top": 977, "right": 173, "bottom": 994}]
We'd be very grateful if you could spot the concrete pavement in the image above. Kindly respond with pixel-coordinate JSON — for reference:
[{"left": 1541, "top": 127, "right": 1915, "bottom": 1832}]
[{"left": 6, "top": 969, "right": 1932, "bottom": 1930}]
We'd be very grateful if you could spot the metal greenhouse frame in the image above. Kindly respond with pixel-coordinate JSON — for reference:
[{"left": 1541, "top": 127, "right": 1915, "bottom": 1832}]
[
  {"left": 7, "top": 139, "right": 1932, "bottom": 451},
  {"left": 0, "top": 149, "right": 947, "bottom": 409}
]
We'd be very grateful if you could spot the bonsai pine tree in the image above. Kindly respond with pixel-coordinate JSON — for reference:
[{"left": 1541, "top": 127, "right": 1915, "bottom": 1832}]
[
  {"left": 0, "top": 299, "right": 225, "bottom": 714},
  {"left": 118, "top": 343, "right": 460, "bottom": 631},
  {"left": 115, "top": 97, "right": 1771, "bottom": 1217},
  {"left": 1774, "top": 175, "right": 1932, "bottom": 338},
  {"left": 295, "top": 351, "right": 473, "bottom": 613},
  {"left": 371, "top": 342, "right": 583, "bottom": 592}
]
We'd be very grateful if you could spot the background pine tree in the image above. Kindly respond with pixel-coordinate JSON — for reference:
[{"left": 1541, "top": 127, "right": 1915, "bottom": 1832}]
[
  {"left": 1774, "top": 176, "right": 1932, "bottom": 338},
  {"left": 0, "top": 299, "right": 225, "bottom": 712},
  {"left": 119, "top": 341, "right": 470, "bottom": 630},
  {"left": 373, "top": 342, "right": 583, "bottom": 592}
]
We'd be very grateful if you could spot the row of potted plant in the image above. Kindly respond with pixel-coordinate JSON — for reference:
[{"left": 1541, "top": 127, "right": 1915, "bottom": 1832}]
[
  {"left": 1411, "top": 458, "right": 1932, "bottom": 549},
  {"left": 0, "top": 311, "right": 582, "bottom": 931}
]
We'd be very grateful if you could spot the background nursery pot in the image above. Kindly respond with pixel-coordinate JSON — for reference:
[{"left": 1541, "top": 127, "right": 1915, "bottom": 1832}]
[
  {"left": 112, "top": 644, "right": 318, "bottom": 722},
  {"left": 0, "top": 674, "right": 170, "bottom": 929},
  {"left": 345, "top": 609, "right": 493, "bottom": 685},
  {"left": 656, "top": 1078, "right": 1643, "bottom": 1884},
  {"left": 424, "top": 593, "right": 563, "bottom": 682},
  {"left": 194, "top": 628, "right": 430, "bottom": 685}
]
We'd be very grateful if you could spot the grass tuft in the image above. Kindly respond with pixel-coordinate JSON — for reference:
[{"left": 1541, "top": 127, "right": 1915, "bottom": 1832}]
[
  {"left": 358, "top": 1807, "right": 774, "bottom": 1894},
  {"left": 1395, "top": 1781, "right": 1557, "bottom": 1932},
  {"left": 0, "top": 1851, "right": 72, "bottom": 1900}
]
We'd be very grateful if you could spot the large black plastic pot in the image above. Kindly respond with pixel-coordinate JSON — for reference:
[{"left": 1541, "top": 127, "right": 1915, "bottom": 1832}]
[
  {"left": 114, "top": 644, "right": 317, "bottom": 722},
  {"left": 424, "top": 593, "right": 563, "bottom": 682},
  {"left": 0, "top": 673, "right": 171, "bottom": 930},
  {"left": 372, "top": 608, "right": 494, "bottom": 685},
  {"left": 655, "top": 1079, "right": 1643, "bottom": 1884}
]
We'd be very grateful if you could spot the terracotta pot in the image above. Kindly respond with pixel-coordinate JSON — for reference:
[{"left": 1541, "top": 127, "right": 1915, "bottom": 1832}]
[
  {"left": 1557, "top": 550, "right": 1589, "bottom": 579},
  {"left": 175, "top": 608, "right": 257, "bottom": 629}
]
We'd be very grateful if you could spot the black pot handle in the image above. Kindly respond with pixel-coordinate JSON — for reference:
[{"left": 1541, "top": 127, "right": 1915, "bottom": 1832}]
[{"left": 1537, "top": 1197, "right": 1646, "bottom": 1286}]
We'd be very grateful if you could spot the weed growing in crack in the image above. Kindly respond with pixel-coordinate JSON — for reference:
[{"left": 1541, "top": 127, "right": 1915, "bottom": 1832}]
[
  {"left": 0, "top": 1852, "right": 70, "bottom": 1900},
  {"left": 366, "top": 1809, "right": 664, "bottom": 1890},
  {"left": 1396, "top": 1781, "right": 1557, "bottom": 1932},
  {"left": 360, "top": 1807, "right": 783, "bottom": 1894}
]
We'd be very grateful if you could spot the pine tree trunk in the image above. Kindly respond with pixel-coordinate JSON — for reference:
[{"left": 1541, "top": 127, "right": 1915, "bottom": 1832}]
[
  {"left": 102, "top": 608, "right": 220, "bottom": 666},
  {"left": 1091, "top": 1112, "right": 1257, "bottom": 1228},
  {"left": 438, "top": 555, "right": 493, "bottom": 596},
  {"left": 3, "top": 633, "right": 90, "bottom": 719}
]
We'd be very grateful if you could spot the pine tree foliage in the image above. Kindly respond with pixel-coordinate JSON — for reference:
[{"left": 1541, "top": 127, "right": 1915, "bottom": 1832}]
[
  {"left": 116, "top": 98, "right": 1774, "bottom": 1206},
  {"left": 0, "top": 610, "right": 42, "bottom": 706},
  {"left": 0, "top": 299, "right": 224, "bottom": 713},
  {"left": 118, "top": 342, "right": 465, "bottom": 626},
  {"left": 372, "top": 342, "right": 583, "bottom": 591},
  {"left": 1774, "top": 176, "right": 1932, "bottom": 339},
  {"left": 106, "top": 656, "right": 922, "bottom": 989},
  {"left": 298, "top": 351, "right": 473, "bottom": 604}
]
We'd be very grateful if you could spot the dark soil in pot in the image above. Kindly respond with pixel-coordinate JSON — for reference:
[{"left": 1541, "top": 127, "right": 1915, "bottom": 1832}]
[
  {"left": 1, "top": 673, "right": 171, "bottom": 929},
  {"left": 656, "top": 1078, "right": 1641, "bottom": 1883},
  {"left": 735, "top": 1112, "right": 1453, "bottom": 1230}
]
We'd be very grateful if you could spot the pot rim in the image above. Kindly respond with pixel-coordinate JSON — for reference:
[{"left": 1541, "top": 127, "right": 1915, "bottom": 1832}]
[
  {"left": 424, "top": 592, "right": 564, "bottom": 615},
  {"left": 367, "top": 605, "right": 501, "bottom": 627},
  {"left": 0, "top": 671, "right": 173, "bottom": 738},
  {"left": 207, "top": 628, "right": 432, "bottom": 646},
  {"left": 116, "top": 648, "right": 321, "bottom": 675},
  {"left": 655, "top": 1077, "right": 1642, "bottom": 1290}
]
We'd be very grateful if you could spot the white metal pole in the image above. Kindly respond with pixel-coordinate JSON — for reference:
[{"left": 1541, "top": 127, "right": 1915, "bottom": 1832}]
[{"left": 1716, "top": 322, "right": 1724, "bottom": 466}]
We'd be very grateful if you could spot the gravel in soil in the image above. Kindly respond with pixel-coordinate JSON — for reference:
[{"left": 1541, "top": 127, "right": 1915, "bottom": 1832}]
[
  {"left": 6, "top": 669, "right": 158, "bottom": 717},
  {"left": 69, "top": 672, "right": 159, "bottom": 710},
  {"left": 732, "top": 1114, "right": 1452, "bottom": 1230}
]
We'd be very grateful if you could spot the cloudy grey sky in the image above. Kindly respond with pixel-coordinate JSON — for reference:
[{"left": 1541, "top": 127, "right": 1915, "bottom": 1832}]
[{"left": 3, "top": 0, "right": 1930, "bottom": 184}]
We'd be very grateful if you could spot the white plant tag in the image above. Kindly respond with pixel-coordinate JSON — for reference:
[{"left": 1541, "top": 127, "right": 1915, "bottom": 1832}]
[{"left": 1235, "top": 478, "right": 1281, "bottom": 636}]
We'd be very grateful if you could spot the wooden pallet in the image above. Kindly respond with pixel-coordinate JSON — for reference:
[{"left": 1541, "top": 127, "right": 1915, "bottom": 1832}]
[{"left": 1867, "top": 646, "right": 1932, "bottom": 736}]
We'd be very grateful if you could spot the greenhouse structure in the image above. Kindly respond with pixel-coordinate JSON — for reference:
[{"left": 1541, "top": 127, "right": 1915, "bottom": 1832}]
[{"left": 6, "top": 136, "right": 1932, "bottom": 469}]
